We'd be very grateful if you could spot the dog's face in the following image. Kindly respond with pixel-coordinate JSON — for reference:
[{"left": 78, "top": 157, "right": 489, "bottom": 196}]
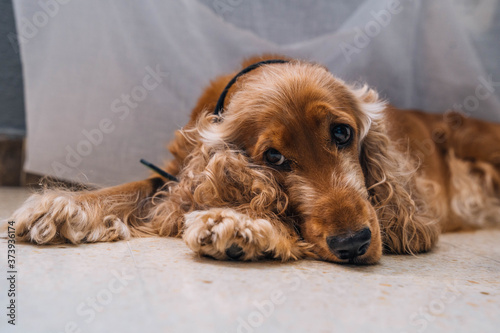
[{"left": 215, "top": 62, "right": 384, "bottom": 264}]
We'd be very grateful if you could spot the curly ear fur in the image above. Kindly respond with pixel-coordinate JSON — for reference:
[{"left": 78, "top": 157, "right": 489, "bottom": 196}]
[{"left": 353, "top": 86, "right": 441, "bottom": 254}]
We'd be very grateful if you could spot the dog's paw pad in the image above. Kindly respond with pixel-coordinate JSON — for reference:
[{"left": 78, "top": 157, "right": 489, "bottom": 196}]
[{"left": 225, "top": 243, "right": 244, "bottom": 260}]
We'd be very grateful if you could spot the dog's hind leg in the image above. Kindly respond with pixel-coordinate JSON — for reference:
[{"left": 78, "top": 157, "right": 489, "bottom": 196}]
[
  {"left": 10, "top": 177, "right": 165, "bottom": 245},
  {"left": 438, "top": 112, "right": 500, "bottom": 229},
  {"left": 442, "top": 112, "right": 500, "bottom": 169}
]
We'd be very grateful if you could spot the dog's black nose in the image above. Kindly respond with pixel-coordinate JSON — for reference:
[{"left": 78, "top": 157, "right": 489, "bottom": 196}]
[
  {"left": 327, "top": 228, "right": 371, "bottom": 260},
  {"left": 225, "top": 244, "right": 244, "bottom": 260}
]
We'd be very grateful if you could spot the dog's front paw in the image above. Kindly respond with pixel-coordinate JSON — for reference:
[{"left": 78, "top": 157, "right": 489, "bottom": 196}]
[
  {"left": 11, "top": 192, "right": 81, "bottom": 244},
  {"left": 10, "top": 191, "right": 129, "bottom": 244},
  {"left": 183, "top": 208, "right": 277, "bottom": 261}
]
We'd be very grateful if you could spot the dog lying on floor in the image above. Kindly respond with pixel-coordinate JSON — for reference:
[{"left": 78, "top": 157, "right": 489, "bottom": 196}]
[{"left": 10, "top": 56, "right": 500, "bottom": 264}]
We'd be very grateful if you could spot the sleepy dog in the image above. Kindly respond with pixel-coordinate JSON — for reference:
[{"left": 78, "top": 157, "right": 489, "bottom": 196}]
[{"left": 10, "top": 56, "right": 500, "bottom": 264}]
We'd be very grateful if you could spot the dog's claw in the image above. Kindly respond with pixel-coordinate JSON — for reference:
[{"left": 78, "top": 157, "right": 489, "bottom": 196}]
[{"left": 198, "top": 230, "right": 212, "bottom": 245}]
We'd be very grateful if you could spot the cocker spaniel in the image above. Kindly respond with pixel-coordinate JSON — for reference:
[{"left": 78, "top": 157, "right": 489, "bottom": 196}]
[{"left": 10, "top": 56, "right": 500, "bottom": 264}]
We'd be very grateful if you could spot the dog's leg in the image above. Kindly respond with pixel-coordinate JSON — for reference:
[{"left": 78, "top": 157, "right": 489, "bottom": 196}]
[
  {"left": 183, "top": 208, "right": 312, "bottom": 261},
  {"left": 11, "top": 178, "right": 164, "bottom": 245},
  {"left": 444, "top": 113, "right": 500, "bottom": 167}
]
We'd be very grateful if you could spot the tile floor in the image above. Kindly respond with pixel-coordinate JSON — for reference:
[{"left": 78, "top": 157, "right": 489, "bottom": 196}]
[{"left": 0, "top": 187, "right": 498, "bottom": 333}]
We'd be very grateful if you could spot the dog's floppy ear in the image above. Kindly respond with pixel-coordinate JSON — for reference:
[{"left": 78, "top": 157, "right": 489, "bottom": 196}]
[{"left": 352, "top": 86, "right": 440, "bottom": 254}]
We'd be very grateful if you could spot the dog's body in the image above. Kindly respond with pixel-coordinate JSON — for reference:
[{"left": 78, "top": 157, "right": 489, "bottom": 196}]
[{"left": 11, "top": 56, "right": 500, "bottom": 264}]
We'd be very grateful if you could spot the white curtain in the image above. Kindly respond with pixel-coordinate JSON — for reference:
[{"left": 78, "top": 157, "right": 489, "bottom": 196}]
[{"left": 13, "top": 0, "right": 500, "bottom": 186}]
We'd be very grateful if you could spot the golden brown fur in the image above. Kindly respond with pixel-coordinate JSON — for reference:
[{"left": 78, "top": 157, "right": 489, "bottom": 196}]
[{"left": 9, "top": 56, "right": 500, "bottom": 264}]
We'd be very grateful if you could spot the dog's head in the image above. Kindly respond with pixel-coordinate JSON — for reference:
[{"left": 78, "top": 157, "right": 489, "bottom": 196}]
[{"left": 186, "top": 60, "right": 408, "bottom": 264}]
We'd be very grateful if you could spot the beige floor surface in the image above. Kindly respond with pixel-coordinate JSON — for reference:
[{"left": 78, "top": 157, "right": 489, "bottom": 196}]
[{"left": 0, "top": 186, "right": 498, "bottom": 333}]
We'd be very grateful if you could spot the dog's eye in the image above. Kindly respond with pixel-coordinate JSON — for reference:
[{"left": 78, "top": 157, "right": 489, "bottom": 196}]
[
  {"left": 264, "top": 148, "right": 286, "bottom": 166},
  {"left": 331, "top": 124, "right": 353, "bottom": 147}
]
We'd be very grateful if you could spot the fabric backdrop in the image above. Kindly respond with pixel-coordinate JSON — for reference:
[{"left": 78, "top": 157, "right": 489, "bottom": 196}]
[{"left": 13, "top": 0, "right": 500, "bottom": 186}]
